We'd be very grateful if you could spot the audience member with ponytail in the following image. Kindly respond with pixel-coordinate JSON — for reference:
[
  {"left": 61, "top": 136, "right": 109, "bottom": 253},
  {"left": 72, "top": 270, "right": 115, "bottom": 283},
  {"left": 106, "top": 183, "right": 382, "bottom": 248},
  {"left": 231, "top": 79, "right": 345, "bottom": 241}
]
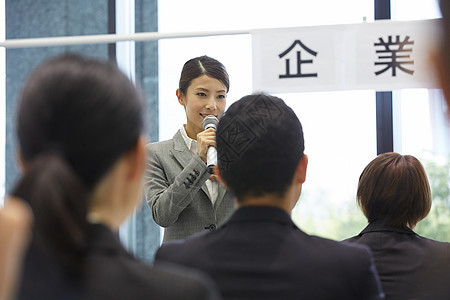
[{"left": 13, "top": 54, "right": 220, "bottom": 300}]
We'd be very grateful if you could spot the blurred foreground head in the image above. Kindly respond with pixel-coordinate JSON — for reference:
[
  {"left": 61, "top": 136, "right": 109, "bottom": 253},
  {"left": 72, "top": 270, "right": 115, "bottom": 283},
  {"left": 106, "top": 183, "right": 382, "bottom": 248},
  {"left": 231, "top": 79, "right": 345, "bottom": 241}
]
[{"left": 14, "top": 54, "right": 144, "bottom": 271}]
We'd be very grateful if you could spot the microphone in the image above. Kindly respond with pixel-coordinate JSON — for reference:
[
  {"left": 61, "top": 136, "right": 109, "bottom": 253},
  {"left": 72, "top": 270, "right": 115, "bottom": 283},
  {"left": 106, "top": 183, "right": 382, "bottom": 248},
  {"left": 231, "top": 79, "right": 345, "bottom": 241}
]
[{"left": 201, "top": 115, "right": 219, "bottom": 174}]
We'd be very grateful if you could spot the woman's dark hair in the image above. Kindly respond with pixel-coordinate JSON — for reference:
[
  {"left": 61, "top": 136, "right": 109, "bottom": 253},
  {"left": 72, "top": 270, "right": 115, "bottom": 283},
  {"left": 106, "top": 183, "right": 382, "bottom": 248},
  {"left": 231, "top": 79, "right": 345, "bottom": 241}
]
[
  {"left": 178, "top": 55, "right": 230, "bottom": 95},
  {"left": 357, "top": 152, "right": 431, "bottom": 229},
  {"left": 12, "top": 54, "right": 144, "bottom": 273}
]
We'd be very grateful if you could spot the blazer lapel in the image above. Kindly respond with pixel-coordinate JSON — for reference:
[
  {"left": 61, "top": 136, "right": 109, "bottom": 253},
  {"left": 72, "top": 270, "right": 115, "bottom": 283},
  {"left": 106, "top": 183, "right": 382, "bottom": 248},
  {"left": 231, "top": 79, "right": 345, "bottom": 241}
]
[
  {"left": 202, "top": 184, "right": 211, "bottom": 200},
  {"left": 214, "top": 184, "right": 227, "bottom": 208},
  {"left": 171, "top": 131, "right": 192, "bottom": 167},
  {"left": 170, "top": 130, "right": 211, "bottom": 199}
]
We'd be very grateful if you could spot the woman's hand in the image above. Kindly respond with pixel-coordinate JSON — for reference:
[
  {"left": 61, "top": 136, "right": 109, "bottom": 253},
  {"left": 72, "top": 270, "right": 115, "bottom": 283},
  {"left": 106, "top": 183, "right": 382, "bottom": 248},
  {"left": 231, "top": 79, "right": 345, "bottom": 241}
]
[
  {"left": 197, "top": 128, "right": 216, "bottom": 163},
  {"left": 0, "top": 197, "right": 33, "bottom": 300}
]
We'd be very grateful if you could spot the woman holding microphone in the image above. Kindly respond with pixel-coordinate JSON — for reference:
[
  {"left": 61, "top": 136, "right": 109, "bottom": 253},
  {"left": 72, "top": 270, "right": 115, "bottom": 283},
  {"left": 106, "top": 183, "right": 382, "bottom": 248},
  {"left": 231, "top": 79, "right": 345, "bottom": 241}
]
[{"left": 146, "top": 56, "right": 234, "bottom": 242}]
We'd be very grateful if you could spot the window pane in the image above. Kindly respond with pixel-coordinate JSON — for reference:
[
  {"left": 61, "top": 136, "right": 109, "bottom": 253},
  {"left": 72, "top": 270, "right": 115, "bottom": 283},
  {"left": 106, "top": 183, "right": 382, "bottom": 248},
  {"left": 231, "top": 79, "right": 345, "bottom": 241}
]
[
  {"left": 392, "top": 0, "right": 450, "bottom": 242},
  {"left": 284, "top": 91, "right": 376, "bottom": 240},
  {"left": 394, "top": 89, "right": 450, "bottom": 242},
  {"left": 157, "top": 0, "right": 376, "bottom": 240},
  {"left": 392, "top": 0, "right": 441, "bottom": 21},
  {"left": 159, "top": 0, "right": 374, "bottom": 32}
]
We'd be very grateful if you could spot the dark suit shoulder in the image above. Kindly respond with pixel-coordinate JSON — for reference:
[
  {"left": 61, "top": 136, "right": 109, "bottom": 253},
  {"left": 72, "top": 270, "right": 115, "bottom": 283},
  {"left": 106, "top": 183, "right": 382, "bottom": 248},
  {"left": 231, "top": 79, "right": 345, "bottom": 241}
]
[
  {"left": 86, "top": 225, "right": 219, "bottom": 300},
  {"left": 159, "top": 219, "right": 375, "bottom": 267},
  {"left": 156, "top": 231, "right": 210, "bottom": 261},
  {"left": 343, "top": 235, "right": 359, "bottom": 243},
  {"left": 345, "top": 230, "right": 450, "bottom": 299},
  {"left": 345, "top": 230, "right": 450, "bottom": 256},
  {"left": 301, "top": 234, "right": 376, "bottom": 275},
  {"left": 297, "top": 231, "right": 373, "bottom": 258},
  {"left": 86, "top": 257, "right": 218, "bottom": 300},
  {"left": 156, "top": 224, "right": 382, "bottom": 300},
  {"left": 140, "top": 263, "right": 221, "bottom": 300},
  {"left": 414, "top": 234, "right": 450, "bottom": 249}
]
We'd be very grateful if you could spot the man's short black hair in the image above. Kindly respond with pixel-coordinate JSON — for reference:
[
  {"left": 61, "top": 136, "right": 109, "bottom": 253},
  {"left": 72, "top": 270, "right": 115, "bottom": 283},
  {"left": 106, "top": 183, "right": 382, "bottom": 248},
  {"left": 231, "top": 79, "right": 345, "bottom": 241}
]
[{"left": 217, "top": 93, "right": 304, "bottom": 200}]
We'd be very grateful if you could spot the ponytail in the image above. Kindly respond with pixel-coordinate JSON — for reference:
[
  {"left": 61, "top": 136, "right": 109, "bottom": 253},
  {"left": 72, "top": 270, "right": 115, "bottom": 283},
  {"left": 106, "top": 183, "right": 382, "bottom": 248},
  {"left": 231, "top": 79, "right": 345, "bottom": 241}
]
[
  {"left": 14, "top": 54, "right": 144, "bottom": 274},
  {"left": 12, "top": 153, "right": 88, "bottom": 274}
]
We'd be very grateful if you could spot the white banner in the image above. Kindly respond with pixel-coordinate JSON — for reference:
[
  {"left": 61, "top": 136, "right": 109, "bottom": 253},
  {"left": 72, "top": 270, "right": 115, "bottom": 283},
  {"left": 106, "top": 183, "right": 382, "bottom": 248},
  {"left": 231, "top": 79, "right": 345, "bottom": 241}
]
[{"left": 252, "top": 19, "right": 440, "bottom": 93}]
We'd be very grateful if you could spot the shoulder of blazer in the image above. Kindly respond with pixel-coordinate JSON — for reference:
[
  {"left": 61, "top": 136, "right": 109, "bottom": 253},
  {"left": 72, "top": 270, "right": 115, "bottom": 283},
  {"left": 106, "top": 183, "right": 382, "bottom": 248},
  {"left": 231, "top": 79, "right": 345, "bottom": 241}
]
[
  {"left": 148, "top": 131, "right": 185, "bottom": 153},
  {"left": 414, "top": 234, "right": 450, "bottom": 251}
]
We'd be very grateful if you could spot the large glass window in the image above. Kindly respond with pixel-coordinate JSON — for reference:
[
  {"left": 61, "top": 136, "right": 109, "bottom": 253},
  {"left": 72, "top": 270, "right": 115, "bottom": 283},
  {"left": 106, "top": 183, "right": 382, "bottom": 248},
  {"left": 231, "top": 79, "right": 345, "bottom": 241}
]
[
  {"left": 394, "top": 89, "right": 450, "bottom": 241},
  {"left": 391, "top": 0, "right": 449, "bottom": 242},
  {"left": 157, "top": 0, "right": 376, "bottom": 240},
  {"left": 1, "top": 0, "right": 447, "bottom": 244},
  {"left": 156, "top": 0, "right": 449, "bottom": 242},
  {"left": 1, "top": 1, "right": 111, "bottom": 206},
  {"left": 284, "top": 91, "right": 376, "bottom": 240}
]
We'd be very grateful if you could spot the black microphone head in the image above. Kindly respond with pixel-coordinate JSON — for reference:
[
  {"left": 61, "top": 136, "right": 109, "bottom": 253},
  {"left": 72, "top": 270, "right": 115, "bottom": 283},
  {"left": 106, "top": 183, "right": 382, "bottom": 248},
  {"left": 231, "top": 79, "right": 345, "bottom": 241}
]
[{"left": 202, "top": 115, "right": 219, "bottom": 130}]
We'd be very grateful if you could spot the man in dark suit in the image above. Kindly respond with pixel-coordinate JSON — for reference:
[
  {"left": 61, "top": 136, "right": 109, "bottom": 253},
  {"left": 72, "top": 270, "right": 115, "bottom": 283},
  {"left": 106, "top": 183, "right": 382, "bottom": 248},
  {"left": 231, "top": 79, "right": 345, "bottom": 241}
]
[{"left": 155, "top": 93, "right": 384, "bottom": 300}]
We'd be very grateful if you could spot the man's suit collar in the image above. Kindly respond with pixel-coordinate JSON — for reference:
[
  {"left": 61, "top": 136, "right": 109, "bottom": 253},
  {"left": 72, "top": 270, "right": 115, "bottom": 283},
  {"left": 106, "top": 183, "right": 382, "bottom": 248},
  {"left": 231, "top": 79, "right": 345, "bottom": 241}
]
[
  {"left": 359, "top": 219, "right": 416, "bottom": 236},
  {"left": 225, "top": 206, "right": 294, "bottom": 226}
]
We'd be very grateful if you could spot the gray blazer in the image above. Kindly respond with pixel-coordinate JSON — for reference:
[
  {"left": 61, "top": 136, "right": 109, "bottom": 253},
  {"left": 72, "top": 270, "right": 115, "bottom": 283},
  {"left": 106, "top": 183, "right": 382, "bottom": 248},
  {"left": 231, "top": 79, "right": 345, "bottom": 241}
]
[{"left": 145, "top": 130, "right": 235, "bottom": 242}]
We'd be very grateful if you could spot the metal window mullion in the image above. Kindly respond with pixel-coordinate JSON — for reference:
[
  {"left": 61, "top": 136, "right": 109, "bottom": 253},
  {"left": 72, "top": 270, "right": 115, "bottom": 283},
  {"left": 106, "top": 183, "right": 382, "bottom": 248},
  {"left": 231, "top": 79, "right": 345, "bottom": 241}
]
[{"left": 375, "top": 0, "right": 394, "bottom": 155}]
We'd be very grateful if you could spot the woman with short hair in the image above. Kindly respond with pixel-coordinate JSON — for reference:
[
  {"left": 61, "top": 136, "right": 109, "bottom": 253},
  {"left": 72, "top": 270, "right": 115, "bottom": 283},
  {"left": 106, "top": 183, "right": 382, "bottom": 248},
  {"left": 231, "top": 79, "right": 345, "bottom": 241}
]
[{"left": 345, "top": 152, "right": 450, "bottom": 299}]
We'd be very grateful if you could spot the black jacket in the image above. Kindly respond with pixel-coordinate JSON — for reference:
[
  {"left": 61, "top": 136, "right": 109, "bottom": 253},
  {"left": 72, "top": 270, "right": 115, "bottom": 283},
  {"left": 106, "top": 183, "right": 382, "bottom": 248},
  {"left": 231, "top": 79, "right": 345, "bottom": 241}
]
[
  {"left": 345, "top": 220, "right": 450, "bottom": 300},
  {"left": 156, "top": 206, "right": 384, "bottom": 300},
  {"left": 17, "top": 223, "right": 220, "bottom": 300}
]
